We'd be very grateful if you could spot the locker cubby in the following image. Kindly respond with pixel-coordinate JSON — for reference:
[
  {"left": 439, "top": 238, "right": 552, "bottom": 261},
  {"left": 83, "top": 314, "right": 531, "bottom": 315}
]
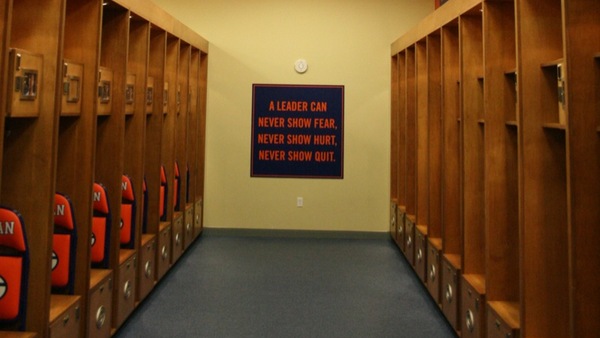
[
  {"left": 415, "top": 39, "right": 428, "bottom": 240},
  {"left": 1, "top": 0, "right": 63, "bottom": 335},
  {"left": 404, "top": 43, "right": 416, "bottom": 267},
  {"left": 176, "top": 43, "right": 190, "bottom": 251},
  {"left": 459, "top": 5, "right": 484, "bottom": 271},
  {"left": 459, "top": 8, "right": 486, "bottom": 338},
  {"left": 483, "top": 1, "right": 520, "bottom": 335},
  {"left": 440, "top": 21, "right": 461, "bottom": 265},
  {"left": 517, "top": 0, "right": 569, "bottom": 336},
  {"left": 426, "top": 31, "right": 442, "bottom": 304},
  {"left": 163, "top": 34, "right": 180, "bottom": 265},
  {"left": 62, "top": 1, "right": 103, "bottom": 337},
  {"left": 396, "top": 49, "right": 407, "bottom": 249}
]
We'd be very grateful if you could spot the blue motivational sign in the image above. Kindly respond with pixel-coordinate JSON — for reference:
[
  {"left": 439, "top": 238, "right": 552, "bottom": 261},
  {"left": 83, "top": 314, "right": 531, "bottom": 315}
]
[{"left": 251, "top": 84, "right": 344, "bottom": 178}]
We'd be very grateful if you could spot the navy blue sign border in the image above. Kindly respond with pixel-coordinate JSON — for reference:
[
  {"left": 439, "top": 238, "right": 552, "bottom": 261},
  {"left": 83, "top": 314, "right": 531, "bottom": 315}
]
[{"left": 251, "top": 84, "right": 344, "bottom": 179}]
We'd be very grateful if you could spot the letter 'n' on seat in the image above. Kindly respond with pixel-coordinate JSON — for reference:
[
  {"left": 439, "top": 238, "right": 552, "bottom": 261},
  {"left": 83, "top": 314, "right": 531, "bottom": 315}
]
[
  {"left": 0, "top": 206, "right": 29, "bottom": 331},
  {"left": 121, "top": 175, "right": 136, "bottom": 249},
  {"left": 159, "top": 165, "right": 168, "bottom": 222},
  {"left": 52, "top": 193, "right": 77, "bottom": 295},
  {"left": 92, "top": 183, "right": 111, "bottom": 269}
]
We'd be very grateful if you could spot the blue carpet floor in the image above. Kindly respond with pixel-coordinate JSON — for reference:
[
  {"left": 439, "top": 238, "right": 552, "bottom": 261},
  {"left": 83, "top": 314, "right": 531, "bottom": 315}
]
[{"left": 113, "top": 232, "right": 457, "bottom": 337}]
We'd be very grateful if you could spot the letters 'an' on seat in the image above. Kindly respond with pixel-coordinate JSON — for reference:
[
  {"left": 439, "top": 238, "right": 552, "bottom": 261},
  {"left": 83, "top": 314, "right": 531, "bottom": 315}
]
[
  {"left": 0, "top": 206, "right": 29, "bottom": 331},
  {"left": 92, "top": 183, "right": 111, "bottom": 269},
  {"left": 52, "top": 193, "right": 77, "bottom": 294},
  {"left": 121, "top": 175, "right": 136, "bottom": 249}
]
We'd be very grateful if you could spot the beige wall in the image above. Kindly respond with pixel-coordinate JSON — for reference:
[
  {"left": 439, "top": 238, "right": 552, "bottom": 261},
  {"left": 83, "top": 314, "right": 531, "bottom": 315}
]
[{"left": 152, "top": 0, "right": 433, "bottom": 232}]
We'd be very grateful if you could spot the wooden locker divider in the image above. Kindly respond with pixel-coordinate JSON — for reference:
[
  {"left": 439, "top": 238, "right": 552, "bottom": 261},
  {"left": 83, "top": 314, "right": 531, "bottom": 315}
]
[
  {"left": 440, "top": 20, "right": 462, "bottom": 333},
  {"left": 126, "top": 13, "right": 154, "bottom": 307},
  {"left": 176, "top": 42, "right": 192, "bottom": 250},
  {"left": 425, "top": 32, "right": 442, "bottom": 305},
  {"left": 194, "top": 50, "right": 208, "bottom": 238},
  {"left": 564, "top": 0, "right": 600, "bottom": 336},
  {"left": 404, "top": 45, "right": 417, "bottom": 266},
  {"left": 112, "top": 11, "right": 148, "bottom": 330},
  {"left": 164, "top": 34, "right": 182, "bottom": 265},
  {"left": 483, "top": 1, "right": 520, "bottom": 337},
  {"left": 187, "top": 48, "right": 200, "bottom": 241},
  {"left": 390, "top": 53, "right": 399, "bottom": 243},
  {"left": 414, "top": 39, "right": 429, "bottom": 283},
  {"left": 146, "top": 26, "right": 171, "bottom": 282},
  {"left": 60, "top": 0, "right": 103, "bottom": 337},
  {"left": 459, "top": 6, "right": 486, "bottom": 338},
  {"left": 1, "top": 0, "right": 62, "bottom": 335},
  {"left": 97, "top": 2, "right": 128, "bottom": 335},
  {"left": 516, "top": 0, "right": 569, "bottom": 336},
  {"left": 395, "top": 50, "right": 407, "bottom": 251}
]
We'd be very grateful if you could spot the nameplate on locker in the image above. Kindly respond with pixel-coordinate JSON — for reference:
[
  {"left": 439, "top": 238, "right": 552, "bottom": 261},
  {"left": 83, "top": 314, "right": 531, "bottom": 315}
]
[
  {"left": 163, "top": 82, "right": 169, "bottom": 114},
  {"left": 8, "top": 49, "right": 43, "bottom": 117},
  {"left": 61, "top": 60, "right": 83, "bottom": 116},
  {"left": 125, "top": 73, "right": 136, "bottom": 115},
  {"left": 97, "top": 67, "right": 113, "bottom": 116},
  {"left": 146, "top": 76, "right": 154, "bottom": 114}
]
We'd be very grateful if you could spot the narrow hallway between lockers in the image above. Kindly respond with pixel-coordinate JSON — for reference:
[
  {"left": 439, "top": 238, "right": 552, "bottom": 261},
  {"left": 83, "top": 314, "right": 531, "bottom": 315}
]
[{"left": 113, "top": 232, "right": 457, "bottom": 337}]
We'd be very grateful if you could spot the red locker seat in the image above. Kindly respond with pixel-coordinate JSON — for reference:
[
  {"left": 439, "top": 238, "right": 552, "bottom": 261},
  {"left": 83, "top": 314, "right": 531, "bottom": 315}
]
[
  {"left": 0, "top": 206, "right": 29, "bottom": 331},
  {"left": 173, "top": 161, "right": 180, "bottom": 211},
  {"left": 159, "top": 165, "right": 167, "bottom": 222},
  {"left": 92, "top": 183, "right": 111, "bottom": 269},
  {"left": 120, "top": 175, "right": 136, "bottom": 249},
  {"left": 52, "top": 193, "right": 77, "bottom": 294}
]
